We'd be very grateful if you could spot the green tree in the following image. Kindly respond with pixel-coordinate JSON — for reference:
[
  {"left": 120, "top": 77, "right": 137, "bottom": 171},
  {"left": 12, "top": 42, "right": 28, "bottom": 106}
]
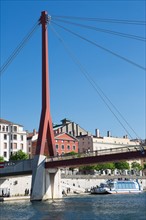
[
  {"left": 0, "top": 156, "right": 4, "bottom": 162},
  {"left": 64, "top": 151, "right": 78, "bottom": 156},
  {"left": 114, "top": 161, "right": 130, "bottom": 170},
  {"left": 94, "top": 163, "right": 115, "bottom": 171},
  {"left": 143, "top": 164, "right": 146, "bottom": 169},
  {"left": 131, "top": 162, "right": 142, "bottom": 171},
  {"left": 9, "top": 150, "right": 28, "bottom": 161}
]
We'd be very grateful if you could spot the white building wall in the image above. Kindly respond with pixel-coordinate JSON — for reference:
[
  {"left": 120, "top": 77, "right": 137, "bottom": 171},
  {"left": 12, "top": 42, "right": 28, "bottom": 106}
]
[
  {"left": 0, "top": 120, "right": 27, "bottom": 161},
  {"left": 78, "top": 135, "right": 140, "bottom": 153}
]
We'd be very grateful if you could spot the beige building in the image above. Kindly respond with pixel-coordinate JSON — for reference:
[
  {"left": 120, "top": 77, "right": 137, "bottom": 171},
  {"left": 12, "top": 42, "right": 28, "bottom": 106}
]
[{"left": 77, "top": 129, "right": 143, "bottom": 166}]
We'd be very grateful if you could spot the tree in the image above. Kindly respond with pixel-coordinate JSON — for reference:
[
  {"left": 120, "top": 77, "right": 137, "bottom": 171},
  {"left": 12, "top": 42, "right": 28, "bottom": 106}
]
[
  {"left": 64, "top": 151, "right": 78, "bottom": 156},
  {"left": 114, "top": 161, "right": 130, "bottom": 170},
  {"left": 131, "top": 162, "right": 142, "bottom": 171},
  {"left": 95, "top": 163, "right": 115, "bottom": 171},
  {"left": 0, "top": 156, "right": 4, "bottom": 162},
  {"left": 9, "top": 150, "right": 28, "bottom": 161},
  {"left": 79, "top": 163, "right": 115, "bottom": 171}
]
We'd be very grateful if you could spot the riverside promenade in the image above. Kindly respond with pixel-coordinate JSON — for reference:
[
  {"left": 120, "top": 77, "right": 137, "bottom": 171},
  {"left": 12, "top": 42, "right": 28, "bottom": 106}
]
[{"left": 0, "top": 174, "right": 146, "bottom": 201}]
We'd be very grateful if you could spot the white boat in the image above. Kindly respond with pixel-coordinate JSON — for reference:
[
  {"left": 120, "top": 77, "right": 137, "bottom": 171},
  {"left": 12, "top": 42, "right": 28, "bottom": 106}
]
[{"left": 90, "top": 180, "right": 143, "bottom": 194}]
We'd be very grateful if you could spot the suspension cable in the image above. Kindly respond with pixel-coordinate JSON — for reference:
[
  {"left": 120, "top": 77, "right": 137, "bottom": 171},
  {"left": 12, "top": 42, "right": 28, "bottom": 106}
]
[
  {"left": 0, "top": 21, "right": 39, "bottom": 76},
  {"left": 50, "top": 24, "right": 141, "bottom": 139},
  {"left": 52, "top": 15, "right": 146, "bottom": 25},
  {"left": 52, "top": 18, "right": 146, "bottom": 42},
  {"left": 50, "top": 24, "right": 145, "bottom": 153},
  {"left": 51, "top": 21, "right": 146, "bottom": 71}
]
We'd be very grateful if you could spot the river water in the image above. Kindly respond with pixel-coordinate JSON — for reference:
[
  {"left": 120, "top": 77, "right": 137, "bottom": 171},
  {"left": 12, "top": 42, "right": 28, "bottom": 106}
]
[{"left": 1, "top": 192, "right": 146, "bottom": 220}]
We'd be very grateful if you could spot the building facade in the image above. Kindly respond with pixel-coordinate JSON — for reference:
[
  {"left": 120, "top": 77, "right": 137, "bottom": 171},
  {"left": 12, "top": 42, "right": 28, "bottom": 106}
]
[
  {"left": 55, "top": 132, "right": 78, "bottom": 155},
  {"left": 53, "top": 118, "right": 90, "bottom": 137},
  {"left": 0, "top": 119, "right": 27, "bottom": 161},
  {"left": 77, "top": 129, "right": 142, "bottom": 166},
  {"left": 77, "top": 129, "right": 140, "bottom": 153},
  {"left": 28, "top": 132, "right": 78, "bottom": 158}
]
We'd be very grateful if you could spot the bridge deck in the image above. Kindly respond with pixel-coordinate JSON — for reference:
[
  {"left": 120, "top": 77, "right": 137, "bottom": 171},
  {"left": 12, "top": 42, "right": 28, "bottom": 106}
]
[
  {"left": 0, "top": 146, "right": 145, "bottom": 177},
  {"left": 45, "top": 146, "right": 146, "bottom": 168}
]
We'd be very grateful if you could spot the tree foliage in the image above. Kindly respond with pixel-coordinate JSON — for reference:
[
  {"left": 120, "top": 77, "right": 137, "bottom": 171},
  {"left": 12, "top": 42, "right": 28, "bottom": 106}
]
[
  {"left": 64, "top": 151, "right": 78, "bottom": 156},
  {"left": 0, "top": 156, "right": 4, "bottom": 162},
  {"left": 131, "top": 162, "right": 142, "bottom": 170},
  {"left": 114, "top": 161, "right": 130, "bottom": 170},
  {"left": 95, "top": 163, "right": 115, "bottom": 171},
  {"left": 9, "top": 150, "right": 28, "bottom": 161},
  {"left": 80, "top": 163, "right": 115, "bottom": 171}
]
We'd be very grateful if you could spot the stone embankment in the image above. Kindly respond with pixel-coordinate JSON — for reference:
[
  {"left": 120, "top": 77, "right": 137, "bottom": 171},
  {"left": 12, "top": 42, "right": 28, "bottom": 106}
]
[{"left": 61, "top": 174, "right": 146, "bottom": 194}]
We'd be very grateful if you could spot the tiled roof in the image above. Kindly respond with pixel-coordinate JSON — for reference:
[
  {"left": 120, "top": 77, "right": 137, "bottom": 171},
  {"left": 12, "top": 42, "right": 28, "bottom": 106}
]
[
  {"left": 0, "top": 118, "right": 23, "bottom": 127},
  {"left": 55, "top": 132, "right": 79, "bottom": 141}
]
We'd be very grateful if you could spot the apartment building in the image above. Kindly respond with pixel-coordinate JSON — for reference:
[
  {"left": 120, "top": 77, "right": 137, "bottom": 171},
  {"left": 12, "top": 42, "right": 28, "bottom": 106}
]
[
  {"left": 28, "top": 131, "right": 78, "bottom": 157},
  {"left": 0, "top": 119, "right": 27, "bottom": 161},
  {"left": 77, "top": 129, "right": 142, "bottom": 166}
]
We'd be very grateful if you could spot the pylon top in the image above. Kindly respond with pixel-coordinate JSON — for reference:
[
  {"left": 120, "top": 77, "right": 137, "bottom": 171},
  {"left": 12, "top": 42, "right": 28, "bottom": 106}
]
[{"left": 40, "top": 11, "right": 51, "bottom": 24}]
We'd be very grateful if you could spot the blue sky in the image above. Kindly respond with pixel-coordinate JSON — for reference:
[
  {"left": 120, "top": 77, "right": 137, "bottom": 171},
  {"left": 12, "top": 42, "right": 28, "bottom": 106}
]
[{"left": 0, "top": 0, "right": 145, "bottom": 139}]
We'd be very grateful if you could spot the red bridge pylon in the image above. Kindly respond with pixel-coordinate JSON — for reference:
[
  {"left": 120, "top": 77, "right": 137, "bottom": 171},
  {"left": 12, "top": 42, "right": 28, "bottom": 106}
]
[{"left": 35, "top": 11, "right": 56, "bottom": 157}]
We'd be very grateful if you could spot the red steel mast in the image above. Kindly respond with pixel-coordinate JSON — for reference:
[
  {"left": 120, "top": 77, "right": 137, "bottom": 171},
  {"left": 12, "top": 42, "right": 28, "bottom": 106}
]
[{"left": 35, "top": 11, "right": 56, "bottom": 156}]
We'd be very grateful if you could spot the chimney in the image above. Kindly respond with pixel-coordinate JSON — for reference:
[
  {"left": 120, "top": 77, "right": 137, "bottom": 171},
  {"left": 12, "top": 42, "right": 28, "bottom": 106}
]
[
  {"left": 95, "top": 129, "right": 100, "bottom": 137},
  {"left": 107, "top": 131, "right": 111, "bottom": 137},
  {"left": 33, "top": 129, "right": 36, "bottom": 135}
]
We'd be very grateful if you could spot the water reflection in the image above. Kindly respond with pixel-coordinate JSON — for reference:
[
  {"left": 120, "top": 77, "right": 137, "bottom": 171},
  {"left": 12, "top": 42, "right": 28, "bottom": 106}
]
[{"left": 1, "top": 193, "right": 146, "bottom": 220}]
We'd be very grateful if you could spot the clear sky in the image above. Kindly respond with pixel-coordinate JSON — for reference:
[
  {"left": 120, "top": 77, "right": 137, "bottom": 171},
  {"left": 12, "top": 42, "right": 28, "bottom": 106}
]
[{"left": 0, "top": 0, "right": 145, "bottom": 140}]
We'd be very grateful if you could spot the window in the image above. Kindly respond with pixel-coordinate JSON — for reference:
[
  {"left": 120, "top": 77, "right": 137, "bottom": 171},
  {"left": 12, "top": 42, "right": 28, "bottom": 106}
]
[
  {"left": 4, "top": 143, "right": 7, "bottom": 149},
  {"left": 4, "top": 152, "right": 7, "bottom": 157},
  {"left": 13, "top": 134, "right": 17, "bottom": 140},
  {"left": 56, "top": 145, "right": 59, "bottom": 149},
  {"left": 13, "top": 143, "right": 17, "bottom": 149},
  {"left": 73, "top": 146, "right": 76, "bottom": 150},
  {"left": 3, "top": 126, "right": 5, "bottom": 131},
  {"left": 0, "top": 125, "right": 1, "bottom": 131},
  {"left": 14, "top": 126, "right": 17, "bottom": 132},
  {"left": 4, "top": 134, "right": 7, "bottom": 140},
  {"left": 21, "top": 144, "right": 23, "bottom": 150},
  {"left": 11, "top": 143, "right": 13, "bottom": 149},
  {"left": 6, "top": 126, "right": 8, "bottom": 132},
  {"left": 62, "top": 145, "right": 64, "bottom": 150},
  {"left": 21, "top": 135, "right": 23, "bottom": 141},
  {"left": 67, "top": 145, "right": 70, "bottom": 150}
]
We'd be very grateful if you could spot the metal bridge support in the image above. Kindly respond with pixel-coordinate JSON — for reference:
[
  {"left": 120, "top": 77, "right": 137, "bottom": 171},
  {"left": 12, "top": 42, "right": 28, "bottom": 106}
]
[{"left": 30, "top": 11, "right": 60, "bottom": 201}]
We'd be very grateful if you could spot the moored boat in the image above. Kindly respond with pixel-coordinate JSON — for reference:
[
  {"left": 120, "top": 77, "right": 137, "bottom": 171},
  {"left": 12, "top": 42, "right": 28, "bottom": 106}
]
[{"left": 90, "top": 179, "right": 143, "bottom": 194}]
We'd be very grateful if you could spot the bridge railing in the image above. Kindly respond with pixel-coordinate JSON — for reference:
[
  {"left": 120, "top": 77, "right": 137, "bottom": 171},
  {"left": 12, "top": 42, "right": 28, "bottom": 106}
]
[
  {"left": 0, "top": 159, "right": 33, "bottom": 175},
  {"left": 46, "top": 145, "right": 146, "bottom": 162}
]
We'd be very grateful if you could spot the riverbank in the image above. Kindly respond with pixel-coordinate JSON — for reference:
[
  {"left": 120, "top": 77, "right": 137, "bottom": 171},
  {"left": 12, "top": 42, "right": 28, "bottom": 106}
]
[{"left": 1, "top": 174, "right": 146, "bottom": 199}]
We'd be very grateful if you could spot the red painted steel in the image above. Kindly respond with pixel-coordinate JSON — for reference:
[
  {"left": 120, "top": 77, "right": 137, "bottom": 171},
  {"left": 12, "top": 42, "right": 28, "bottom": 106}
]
[
  {"left": 35, "top": 11, "right": 56, "bottom": 156},
  {"left": 45, "top": 150, "right": 146, "bottom": 168},
  {"left": 0, "top": 162, "right": 4, "bottom": 168}
]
